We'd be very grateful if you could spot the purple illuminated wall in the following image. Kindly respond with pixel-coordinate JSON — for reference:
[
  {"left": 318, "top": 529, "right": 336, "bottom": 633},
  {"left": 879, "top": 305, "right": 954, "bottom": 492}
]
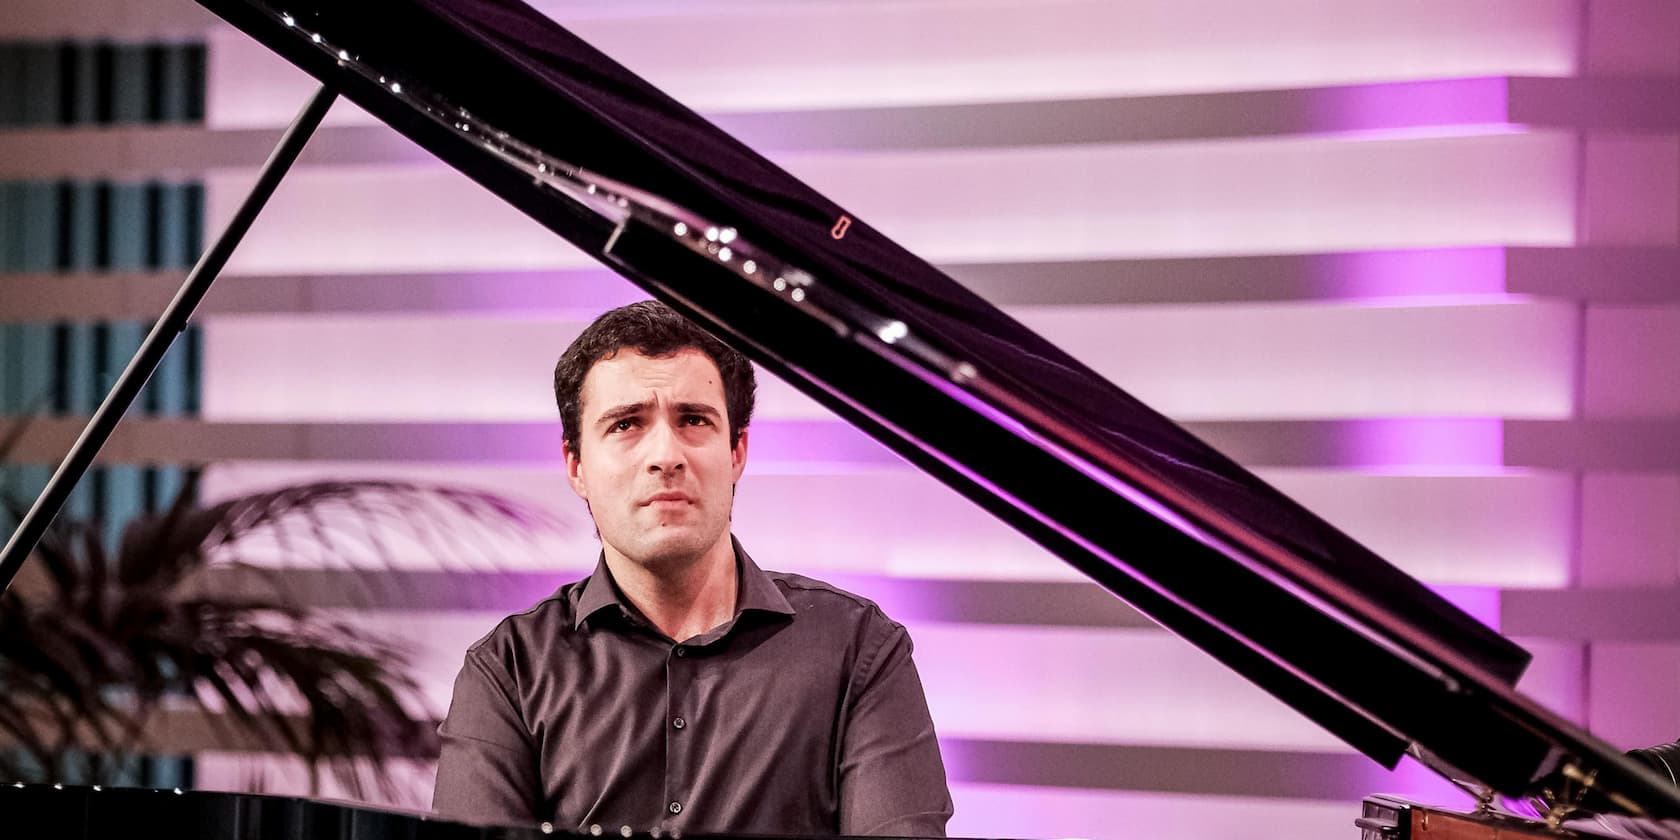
[{"left": 3, "top": 1, "right": 1679, "bottom": 838}]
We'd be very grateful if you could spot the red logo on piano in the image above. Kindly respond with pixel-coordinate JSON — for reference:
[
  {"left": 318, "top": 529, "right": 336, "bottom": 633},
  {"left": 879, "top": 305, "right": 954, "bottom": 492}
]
[{"left": 831, "top": 215, "right": 852, "bottom": 240}]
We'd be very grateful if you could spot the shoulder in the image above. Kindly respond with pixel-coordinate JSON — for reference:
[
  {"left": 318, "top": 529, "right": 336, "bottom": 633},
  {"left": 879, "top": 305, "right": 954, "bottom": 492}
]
[
  {"left": 464, "top": 577, "right": 587, "bottom": 665},
  {"left": 764, "top": 571, "right": 921, "bottom": 691},
  {"left": 765, "top": 570, "right": 909, "bottom": 642}
]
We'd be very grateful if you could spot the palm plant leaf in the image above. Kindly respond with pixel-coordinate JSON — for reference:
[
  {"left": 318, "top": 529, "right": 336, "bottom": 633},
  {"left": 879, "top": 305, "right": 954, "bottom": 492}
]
[{"left": 2, "top": 467, "right": 559, "bottom": 799}]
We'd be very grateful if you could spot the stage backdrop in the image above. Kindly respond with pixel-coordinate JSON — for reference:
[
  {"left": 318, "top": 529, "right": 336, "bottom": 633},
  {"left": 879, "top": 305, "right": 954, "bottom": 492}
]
[{"left": 2, "top": 2, "right": 1678, "bottom": 838}]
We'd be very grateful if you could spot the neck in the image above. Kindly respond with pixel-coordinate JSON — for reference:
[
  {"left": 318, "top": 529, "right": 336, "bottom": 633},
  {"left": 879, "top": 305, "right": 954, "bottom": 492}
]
[{"left": 602, "top": 532, "right": 738, "bottom": 643}]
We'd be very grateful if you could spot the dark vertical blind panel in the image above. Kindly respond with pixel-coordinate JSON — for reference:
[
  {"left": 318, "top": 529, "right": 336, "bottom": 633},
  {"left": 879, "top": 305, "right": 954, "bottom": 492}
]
[
  {"left": 0, "top": 40, "right": 207, "bottom": 127},
  {"left": 92, "top": 43, "right": 115, "bottom": 125},
  {"left": 1, "top": 188, "right": 207, "bottom": 518},
  {"left": 2, "top": 39, "right": 208, "bottom": 790},
  {"left": 183, "top": 44, "right": 207, "bottom": 121},
  {"left": 2, "top": 39, "right": 209, "bottom": 527}
]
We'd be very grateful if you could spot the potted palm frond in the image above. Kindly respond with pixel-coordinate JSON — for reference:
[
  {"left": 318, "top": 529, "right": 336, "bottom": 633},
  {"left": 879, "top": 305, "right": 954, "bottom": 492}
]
[{"left": 0, "top": 446, "right": 553, "bottom": 803}]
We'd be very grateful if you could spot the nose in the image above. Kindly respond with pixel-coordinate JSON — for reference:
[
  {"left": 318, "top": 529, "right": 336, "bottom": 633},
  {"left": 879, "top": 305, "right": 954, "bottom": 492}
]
[{"left": 644, "top": 419, "right": 686, "bottom": 474}]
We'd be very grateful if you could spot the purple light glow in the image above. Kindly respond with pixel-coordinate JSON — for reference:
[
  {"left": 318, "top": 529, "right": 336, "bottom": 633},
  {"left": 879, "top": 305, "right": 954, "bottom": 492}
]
[
  {"left": 1306, "top": 77, "right": 1510, "bottom": 137},
  {"left": 1333, "top": 418, "right": 1505, "bottom": 469},
  {"left": 1426, "top": 584, "right": 1502, "bottom": 631},
  {"left": 1306, "top": 248, "right": 1509, "bottom": 300}
]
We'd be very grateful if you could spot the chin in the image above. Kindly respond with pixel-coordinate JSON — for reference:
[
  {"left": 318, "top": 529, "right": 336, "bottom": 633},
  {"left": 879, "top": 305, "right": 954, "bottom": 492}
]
[{"left": 621, "top": 527, "right": 722, "bottom": 569}]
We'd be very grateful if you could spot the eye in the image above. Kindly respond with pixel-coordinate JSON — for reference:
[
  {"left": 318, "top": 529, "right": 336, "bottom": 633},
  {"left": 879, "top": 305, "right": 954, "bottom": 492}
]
[
  {"left": 609, "top": 418, "right": 637, "bottom": 433},
  {"left": 682, "top": 414, "right": 712, "bottom": 426}
]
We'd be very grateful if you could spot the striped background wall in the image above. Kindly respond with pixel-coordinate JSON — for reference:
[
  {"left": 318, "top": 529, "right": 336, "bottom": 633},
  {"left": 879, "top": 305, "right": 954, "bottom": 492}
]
[
  {"left": 0, "top": 38, "right": 205, "bottom": 545},
  {"left": 0, "top": 36, "right": 205, "bottom": 787},
  {"left": 3, "top": 1, "right": 1679, "bottom": 838}
]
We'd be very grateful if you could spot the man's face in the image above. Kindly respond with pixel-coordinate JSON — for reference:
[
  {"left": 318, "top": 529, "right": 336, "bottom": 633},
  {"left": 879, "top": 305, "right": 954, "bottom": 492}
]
[{"left": 565, "top": 348, "right": 748, "bottom": 571}]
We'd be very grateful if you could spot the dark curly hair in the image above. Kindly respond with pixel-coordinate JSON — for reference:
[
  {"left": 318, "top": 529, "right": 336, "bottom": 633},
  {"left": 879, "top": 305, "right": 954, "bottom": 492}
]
[{"left": 553, "top": 300, "right": 756, "bottom": 457}]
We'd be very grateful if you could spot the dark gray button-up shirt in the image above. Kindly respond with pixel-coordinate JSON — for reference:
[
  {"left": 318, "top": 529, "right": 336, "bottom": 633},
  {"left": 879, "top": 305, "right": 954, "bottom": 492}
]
[{"left": 432, "top": 541, "right": 952, "bottom": 836}]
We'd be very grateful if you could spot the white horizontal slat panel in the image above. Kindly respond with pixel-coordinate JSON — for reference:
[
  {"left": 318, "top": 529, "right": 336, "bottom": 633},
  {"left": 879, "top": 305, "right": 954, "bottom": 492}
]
[
  {"left": 201, "top": 301, "right": 1577, "bottom": 422},
  {"left": 912, "top": 624, "right": 1357, "bottom": 751},
  {"left": 205, "top": 0, "right": 1580, "bottom": 126},
  {"left": 1012, "top": 301, "right": 1576, "bottom": 420},
  {"left": 1263, "top": 470, "right": 1574, "bottom": 587},
  {"left": 208, "top": 131, "right": 1577, "bottom": 271},
  {"left": 198, "top": 315, "right": 828, "bottom": 422},
  {"left": 199, "top": 462, "right": 1574, "bottom": 589}
]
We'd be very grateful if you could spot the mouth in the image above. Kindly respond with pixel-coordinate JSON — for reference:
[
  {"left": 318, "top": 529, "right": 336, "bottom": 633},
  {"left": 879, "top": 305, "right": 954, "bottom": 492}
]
[{"left": 640, "top": 492, "right": 693, "bottom": 507}]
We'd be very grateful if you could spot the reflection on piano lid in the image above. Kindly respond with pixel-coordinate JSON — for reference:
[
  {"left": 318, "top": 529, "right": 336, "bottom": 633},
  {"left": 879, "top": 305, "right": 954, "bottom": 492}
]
[{"left": 135, "top": 0, "right": 1680, "bottom": 824}]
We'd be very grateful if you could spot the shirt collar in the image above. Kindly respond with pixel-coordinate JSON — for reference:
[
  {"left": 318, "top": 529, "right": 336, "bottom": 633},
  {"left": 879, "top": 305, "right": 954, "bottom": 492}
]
[{"left": 574, "top": 536, "right": 795, "bottom": 631}]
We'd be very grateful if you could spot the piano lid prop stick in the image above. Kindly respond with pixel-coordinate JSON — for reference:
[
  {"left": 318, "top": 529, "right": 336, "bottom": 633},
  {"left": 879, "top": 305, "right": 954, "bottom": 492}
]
[{"left": 0, "top": 85, "right": 339, "bottom": 599}]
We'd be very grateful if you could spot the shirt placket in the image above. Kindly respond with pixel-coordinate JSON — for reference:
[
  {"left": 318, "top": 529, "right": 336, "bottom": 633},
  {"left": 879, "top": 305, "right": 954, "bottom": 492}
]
[{"left": 662, "top": 641, "right": 694, "bottom": 829}]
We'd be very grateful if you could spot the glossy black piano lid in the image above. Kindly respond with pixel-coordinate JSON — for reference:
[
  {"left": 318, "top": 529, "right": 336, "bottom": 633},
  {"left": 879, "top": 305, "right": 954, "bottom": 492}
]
[
  {"left": 191, "top": 0, "right": 1680, "bottom": 815},
  {"left": 0, "top": 784, "right": 544, "bottom": 839}
]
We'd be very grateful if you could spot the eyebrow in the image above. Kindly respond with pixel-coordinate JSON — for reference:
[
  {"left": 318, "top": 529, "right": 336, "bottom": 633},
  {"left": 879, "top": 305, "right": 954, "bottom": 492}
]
[
  {"left": 593, "top": 400, "right": 723, "bottom": 427},
  {"left": 672, "top": 402, "right": 723, "bottom": 421}
]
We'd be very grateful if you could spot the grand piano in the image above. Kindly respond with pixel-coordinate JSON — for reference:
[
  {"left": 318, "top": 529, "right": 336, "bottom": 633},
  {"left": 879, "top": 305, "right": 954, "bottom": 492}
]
[{"left": 3, "top": 0, "right": 1679, "bottom": 838}]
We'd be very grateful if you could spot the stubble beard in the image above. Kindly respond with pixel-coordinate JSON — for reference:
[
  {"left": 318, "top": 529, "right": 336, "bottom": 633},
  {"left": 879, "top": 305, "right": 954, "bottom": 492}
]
[{"left": 607, "top": 503, "right": 730, "bottom": 580}]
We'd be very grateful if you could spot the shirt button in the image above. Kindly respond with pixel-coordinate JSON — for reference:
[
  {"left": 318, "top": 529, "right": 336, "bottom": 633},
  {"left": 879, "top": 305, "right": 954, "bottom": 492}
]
[
  {"left": 672, "top": 717, "right": 686, "bottom": 730},
  {"left": 674, "top": 646, "right": 687, "bottom": 657},
  {"left": 668, "top": 801, "right": 683, "bottom": 815}
]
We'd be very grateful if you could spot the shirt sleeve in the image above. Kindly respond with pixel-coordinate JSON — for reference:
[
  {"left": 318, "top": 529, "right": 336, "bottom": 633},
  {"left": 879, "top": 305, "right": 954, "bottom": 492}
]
[
  {"left": 838, "top": 616, "right": 955, "bottom": 837},
  {"left": 432, "top": 648, "right": 544, "bottom": 827}
]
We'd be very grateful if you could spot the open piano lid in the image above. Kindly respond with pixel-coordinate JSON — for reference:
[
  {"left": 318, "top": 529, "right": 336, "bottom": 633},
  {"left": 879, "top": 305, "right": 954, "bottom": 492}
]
[{"left": 197, "top": 0, "right": 1680, "bottom": 819}]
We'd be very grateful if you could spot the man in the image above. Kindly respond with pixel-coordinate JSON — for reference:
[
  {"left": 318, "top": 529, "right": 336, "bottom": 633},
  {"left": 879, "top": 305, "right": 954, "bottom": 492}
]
[{"left": 432, "top": 300, "right": 953, "bottom": 836}]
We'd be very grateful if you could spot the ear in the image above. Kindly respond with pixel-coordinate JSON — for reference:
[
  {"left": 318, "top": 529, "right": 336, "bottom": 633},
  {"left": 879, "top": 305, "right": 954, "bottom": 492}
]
[
  {"left": 730, "top": 427, "right": 749, "bottom": 482},
  {"left": 565, "top": 444, "right": 589, "bottom": 500}
]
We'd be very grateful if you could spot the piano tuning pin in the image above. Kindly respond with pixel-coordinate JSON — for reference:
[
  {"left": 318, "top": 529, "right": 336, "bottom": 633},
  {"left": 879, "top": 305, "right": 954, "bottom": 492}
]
[
  {"left": 704, "top": 227, "right": 719, "bottom": 242},
  {"left": 790, "top": 288, "right": 806, "bottom": 302},
  {"left": 337, "top": 50, "right": 349, "bottom": 61},
  {"left": 620, "top": 826, "right": 633, "bottom": 837},
  {"left": 540, "top": 822, "right": 554, "bottom": 834},
  {"left": 718, "top": 247, "right": 732, "bottom": 262},
  {"left": 719, "top": 227, "right": 737, "bottom": 244},
  {"left": 673, "top": 222, "right": 688, "bottom": 236},
  {"left": 310, "top": 32, "right": 322, "bottom": 44},
  {"left": 742, "top": 260, "right": 756, "bottom": 274},
  {"left": 772, "top": 277, "right": 786, "bottom": 291},
  {"left": 589, "top": 824, "right": 603, "bottom": 836},
  {"left": 281, "top": 13, "right": 295, "bottom": 26}
]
